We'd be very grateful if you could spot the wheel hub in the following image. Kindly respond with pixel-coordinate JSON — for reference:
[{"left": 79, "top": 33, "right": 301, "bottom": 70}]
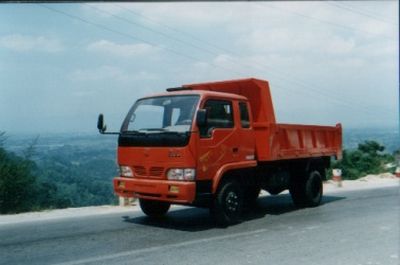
[{"left": 226, "top": 191, "right": 239, "bottom": 212}]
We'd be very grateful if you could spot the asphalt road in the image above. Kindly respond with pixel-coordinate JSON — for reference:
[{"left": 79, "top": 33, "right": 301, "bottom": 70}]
[{"left": 0, "top": 187, "right": 399, "bottom": 265}]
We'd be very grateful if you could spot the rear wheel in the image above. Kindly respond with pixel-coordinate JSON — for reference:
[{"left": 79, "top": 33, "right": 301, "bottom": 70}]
[
  {"left": 290, "top": 170, "right": 323, "bottom": 208},
  {"left": 211, "top": 180, "right": 244, "bottom": 226},
  {"left": 139, "top": 199, "right": 171, "bottom": 218}
]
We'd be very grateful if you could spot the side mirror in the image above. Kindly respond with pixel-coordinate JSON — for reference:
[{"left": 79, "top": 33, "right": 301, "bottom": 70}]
[
  {"left": 97, "top": 114, "right": 107, "bottom": 133},
  {"left": 196, "top": 109, "right": 207, "bottom": 128}
]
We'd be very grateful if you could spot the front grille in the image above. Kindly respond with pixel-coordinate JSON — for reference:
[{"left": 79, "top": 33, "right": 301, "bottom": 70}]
[
  {"left": 133, "top": 166, "right": 164, "bottom": 178},
  {"left": 149, "top": 167, "right": 164, "bottom": 177},
  {"left": 133, "top": 166, "right": 146, "bottom": 176}
]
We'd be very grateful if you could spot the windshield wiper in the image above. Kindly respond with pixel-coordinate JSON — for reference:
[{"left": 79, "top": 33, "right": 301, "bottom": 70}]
[
  {"left": 160, "top": 131, "right": 187, "bottom": 135},
  {"left": 123, "top": 129, "right": 190, "bottom": 135},
  {"left": 121, "top": 130, "right": 146, "bottom": 135},
  {"left": 140, "top": 128, "right": 168, "bottom": 132}
]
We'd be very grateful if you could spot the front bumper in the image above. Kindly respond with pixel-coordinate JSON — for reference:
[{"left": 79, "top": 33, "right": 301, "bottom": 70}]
[{"left": 113, "top": 177, "right": 196, "bottom": 204}]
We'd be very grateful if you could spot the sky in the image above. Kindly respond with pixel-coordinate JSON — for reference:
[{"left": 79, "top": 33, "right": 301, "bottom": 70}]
[{"left": 0, "top": 2, "right": 398, "bottom": 134}]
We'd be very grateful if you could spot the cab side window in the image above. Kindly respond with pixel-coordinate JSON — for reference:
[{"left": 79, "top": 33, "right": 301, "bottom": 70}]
[
  {"left": 239, "top": 102, "right": 250, "bottom": 128},
  {"left": 200, "top": 100, "right": 234, "bottom": 137}
]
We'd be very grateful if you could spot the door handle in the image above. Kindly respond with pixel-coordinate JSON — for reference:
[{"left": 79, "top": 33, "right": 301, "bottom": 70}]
[{"left": 232, "top": 147, "right": 239, "bottom": 153}]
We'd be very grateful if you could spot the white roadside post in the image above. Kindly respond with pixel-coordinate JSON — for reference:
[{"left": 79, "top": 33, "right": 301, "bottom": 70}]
[
  {"left": 119, "top": 197, "right": 136, "bottom": 206},
  {"left": 119, "top": 197, "right": 129, "bottom": 206},
  {"left": 332, "top": 168, "right": 343, "bottom": 187},
  {"left": 395, "top": 167, "right": 400, "bottom": 178}
]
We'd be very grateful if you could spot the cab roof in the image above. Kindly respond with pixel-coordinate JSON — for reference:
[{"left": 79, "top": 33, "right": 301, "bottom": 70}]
[{"left": 142, "top": 89, "right": 248, "bottom": 101}]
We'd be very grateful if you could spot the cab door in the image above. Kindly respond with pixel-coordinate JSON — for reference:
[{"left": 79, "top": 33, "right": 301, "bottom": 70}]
[
  {"left": 236, "top": 101, "right": 256, "bottom": 162},
  {"left": 197, "top": 99, "right": 239, "bottom": 181}
]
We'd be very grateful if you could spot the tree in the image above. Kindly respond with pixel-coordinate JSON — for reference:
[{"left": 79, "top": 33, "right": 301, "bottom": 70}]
[
  {"left": 0, "top": 144, "right": 38, "bottom": 213},
  {"left": 357, "top": 140, "right": 385, "bottom": 155},
  {"left": 332, "top": 140, "right": 392, "bottom": 180}
]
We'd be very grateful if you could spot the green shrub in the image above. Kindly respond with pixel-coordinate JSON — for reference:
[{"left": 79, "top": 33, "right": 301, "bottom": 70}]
[{"left": 331, "top": 140, "right": 393, "bottom": 180}]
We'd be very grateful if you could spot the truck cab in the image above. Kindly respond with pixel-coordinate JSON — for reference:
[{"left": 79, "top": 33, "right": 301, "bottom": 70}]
[{"left": 114, "top": 89, "right": 255, "bottom": 204}]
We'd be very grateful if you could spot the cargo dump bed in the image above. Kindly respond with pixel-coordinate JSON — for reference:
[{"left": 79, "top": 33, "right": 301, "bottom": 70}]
[
  {"left": 184, "top": 78, "right": 342, "bottom": 161},
  {"left": 259, "top": 123, "right": 342, "bottom": 161}
]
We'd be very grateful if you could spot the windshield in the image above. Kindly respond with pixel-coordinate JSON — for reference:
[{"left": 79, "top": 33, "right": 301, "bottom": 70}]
[{"left": 121, "top": 95, "right": 199, "bottom": 133}]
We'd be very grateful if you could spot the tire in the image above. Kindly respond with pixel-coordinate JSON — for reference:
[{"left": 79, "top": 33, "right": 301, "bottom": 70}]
[
  {"left": 211, "top": 180, "right": 244, "bottom": 226},
  {"left": 139, "top": 199, "right": 171, "bottom": 218},
  {"left": 290, "top": 170, "right": 323, "bottom": 208}
]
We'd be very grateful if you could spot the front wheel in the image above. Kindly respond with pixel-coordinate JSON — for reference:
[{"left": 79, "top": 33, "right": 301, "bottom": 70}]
[
  {"left": 290, "top": 170, "right": 323, "bottom": 208},
  {"left": 139, "top": 199, "right": 171, "bottom": 218},
  {"left": 211, "top": 180, "right": 244, "bottom": 226}
]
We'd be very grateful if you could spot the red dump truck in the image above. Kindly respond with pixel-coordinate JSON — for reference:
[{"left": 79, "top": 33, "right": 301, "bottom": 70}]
[{"left": 97, "top": 78, "right": 342, "bottom": 226}]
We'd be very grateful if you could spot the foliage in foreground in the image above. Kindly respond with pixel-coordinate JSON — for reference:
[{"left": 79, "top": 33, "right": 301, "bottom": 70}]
[{"left": 0, "top": 139, "right": 72, "bottom": 213}]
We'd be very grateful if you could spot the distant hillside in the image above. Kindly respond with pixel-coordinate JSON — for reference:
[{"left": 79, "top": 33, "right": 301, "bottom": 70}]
[
  {"left": 342, "top": 127, "right": 399, "bottom": 153},
  {"left": 3, "top": 133, "right": 119, "bottom": 210},
  {"left": 5, "top": 127, "right": 399, "bottom": 154}
]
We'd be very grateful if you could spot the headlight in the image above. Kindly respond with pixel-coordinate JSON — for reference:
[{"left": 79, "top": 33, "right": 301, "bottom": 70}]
[
  {"left": 119, "top": 166, "right": 134, "bottom": 177},
  {"left": 167, "top": 168, "right": 196, "bottom": 181}
]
